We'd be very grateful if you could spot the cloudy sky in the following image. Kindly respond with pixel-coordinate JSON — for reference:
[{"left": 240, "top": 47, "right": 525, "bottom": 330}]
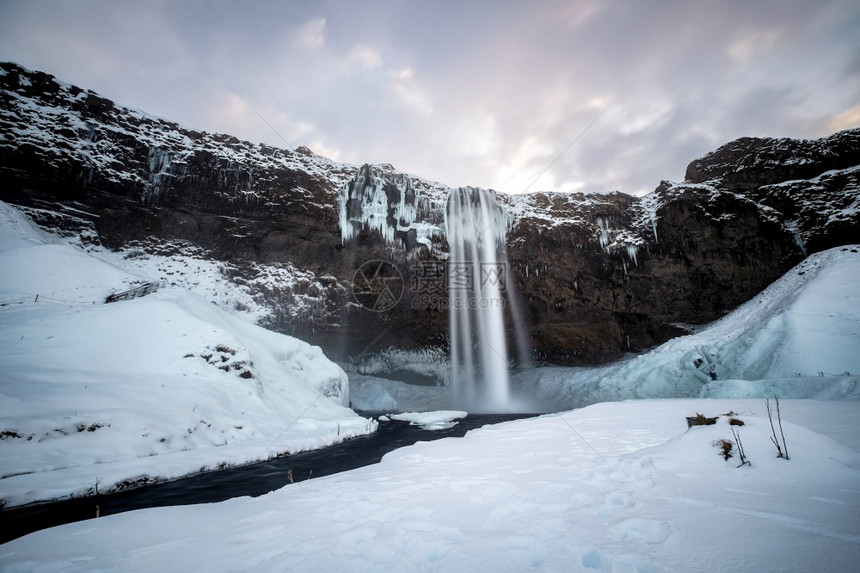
[{"left": 1, "top": 0, "right": 858, "bottom": 196}]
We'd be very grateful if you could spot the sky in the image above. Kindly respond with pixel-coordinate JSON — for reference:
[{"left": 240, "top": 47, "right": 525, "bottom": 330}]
[{"left": 1, "top": 0, "right": 859, "bottom": 196}]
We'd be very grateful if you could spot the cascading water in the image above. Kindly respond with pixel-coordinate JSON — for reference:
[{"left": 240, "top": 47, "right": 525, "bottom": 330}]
[{"left": 446, "top": 187, "right": 531, "bottom": 412}]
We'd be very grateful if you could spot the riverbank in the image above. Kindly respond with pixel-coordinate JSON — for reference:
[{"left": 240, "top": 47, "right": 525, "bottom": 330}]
[{"left": 1, "top": 413, "right": 535, "bottom": 543}]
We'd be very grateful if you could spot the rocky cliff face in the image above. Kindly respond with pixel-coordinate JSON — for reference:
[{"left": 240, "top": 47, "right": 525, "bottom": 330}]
[{"left": 2, "top": 62, "right": 858, "bottom": 373}]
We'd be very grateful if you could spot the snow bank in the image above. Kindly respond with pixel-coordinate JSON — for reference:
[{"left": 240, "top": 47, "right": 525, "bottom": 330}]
[
  {"left": 389, "top": 410, "right": 468, "bottom": 430},
  {"left": 2, "top": 399, "right": 858, "bottom": 571},
  {"left": 0, "top": 201, "right": 373, "bottom": 507}
]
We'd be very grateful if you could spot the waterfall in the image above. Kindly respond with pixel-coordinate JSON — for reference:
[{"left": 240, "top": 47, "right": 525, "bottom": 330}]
[{"left": 446, "top": 187, "right": 530, "bottom": 412}]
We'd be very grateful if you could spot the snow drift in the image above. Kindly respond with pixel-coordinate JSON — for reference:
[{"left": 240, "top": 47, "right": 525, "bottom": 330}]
[
  {"left": 2, "top": 399, "right": 858, "bottom": 571},
  {"left": 519, "top": 244, "right": 860, "bottom": 410},
  {"left": 0, "top": 201, "right": 374, "bottom": 507}
]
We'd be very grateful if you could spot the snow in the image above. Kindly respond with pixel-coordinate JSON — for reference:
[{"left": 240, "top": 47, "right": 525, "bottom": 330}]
[
  {"left": 2, "top": 198, "right": 860, "bottom": 569},
  {"left": 87, "top": 239, "right": 338, "bottom": 328},
  {"left": 6, "top": 200, "right": 344, "bottom": 330},
  {"left": 389, "top": 410, "right": 468, "bottom": 430},
  {"left": 518, "top": 245, "right": 860, "bottom": 410},
  {"left": 2, "top": 399, "right": 858, "bottom": 571},
  {"left": 0, "top": 201, "right": 374, "bottom": 507}
]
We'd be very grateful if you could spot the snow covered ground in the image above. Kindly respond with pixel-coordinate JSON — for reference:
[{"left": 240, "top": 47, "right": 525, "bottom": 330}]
[
  {"left": 2, "top": 399, "right": 858, "bottom": 571},
  {"left": 0, "top": 201, "right": 374, "bottom": 507},
  {"left": 3, "top": 198, "right": 860, "bottom": 570}
]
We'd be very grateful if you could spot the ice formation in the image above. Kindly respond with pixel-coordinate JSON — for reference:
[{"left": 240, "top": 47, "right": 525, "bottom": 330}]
[
  {"left": 596, "top": 216, "right": 611, "bottom": 252},
  {"left": 625, "top": 244, "right": 639, "bottom": 266},
  {"left": 337, "top": 165, "right": 444, "bottom": 249},
  {"left": 638, "top": 193, "right": 661, "bottom": 243}
]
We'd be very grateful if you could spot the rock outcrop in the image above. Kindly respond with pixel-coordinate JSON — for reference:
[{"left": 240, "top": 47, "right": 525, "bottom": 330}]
[{"left": 2, "top": 62, "right": 858, "bottom": 371}]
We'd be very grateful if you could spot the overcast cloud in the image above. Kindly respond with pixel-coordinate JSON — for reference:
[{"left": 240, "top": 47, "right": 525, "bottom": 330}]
[{"left": 1, "top": 0, "right": 858, "bottom": 195}]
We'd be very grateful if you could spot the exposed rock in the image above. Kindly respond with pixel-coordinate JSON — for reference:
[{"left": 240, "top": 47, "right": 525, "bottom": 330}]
[{"left": 685, "top": 131, "right": 860, "bottom": 190}]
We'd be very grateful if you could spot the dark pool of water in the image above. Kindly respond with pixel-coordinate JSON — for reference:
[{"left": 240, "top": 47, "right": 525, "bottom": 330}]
[{"left": 0, "top": 413, "right": 537, "bottom": 544}]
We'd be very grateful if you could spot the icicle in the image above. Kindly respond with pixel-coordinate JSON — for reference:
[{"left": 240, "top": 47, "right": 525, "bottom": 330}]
[
  {"left": 596, "top": 216, "right": 611, "bottom": 252},
  {"left": 639, "top": 194, "right": 660, "bottom": 244},
  {"left": 143, "top": 147, "right": 174, "bottom": 201},
  {"left": 785, "top": 220, "right": 807, "bottom": 256},
  {"left": 626, "top": 244, "right": 638, "bottom": 266}
]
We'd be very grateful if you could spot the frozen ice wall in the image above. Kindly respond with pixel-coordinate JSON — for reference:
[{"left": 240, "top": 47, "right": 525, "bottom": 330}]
[{"left": 337, "top": 165, "right": 444, "bottom": 250}]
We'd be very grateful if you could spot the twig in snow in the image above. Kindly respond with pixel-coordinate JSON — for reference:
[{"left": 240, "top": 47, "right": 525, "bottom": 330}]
[
  {"left": 731, "top": 427, "right": 750, "bottom": 467},
  {"left": 776, "top": 396, "right": 789, "bottom": 460},
  {"left": 766, "top": 396, "right": 789, "bottom": 460}
]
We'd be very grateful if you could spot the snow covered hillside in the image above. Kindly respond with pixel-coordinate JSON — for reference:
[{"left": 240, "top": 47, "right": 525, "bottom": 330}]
[
  {"left": 520, "top": 244, "right": 860, "bottom": 410},
  {"left": 2, "top": 399, "right": 858, "bottom": 571},
  {"left": 0, "top": 201, "right": 374, "bottom": 507}
]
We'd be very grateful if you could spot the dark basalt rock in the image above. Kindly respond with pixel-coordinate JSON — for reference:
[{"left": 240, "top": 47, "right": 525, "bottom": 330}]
[
  {"left": 684, "top": 131, "right": 860, "bottom": 190},
  {"left": 503, "top": 183, "right": 806, "bottom": 364},
  {"left": 1, "top": 61, "right": 858, "bottom": 371}
]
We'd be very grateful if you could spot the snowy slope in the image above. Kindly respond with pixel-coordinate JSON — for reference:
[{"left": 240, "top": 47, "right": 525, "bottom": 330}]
[
  {"left": 519, "top": 245, "right": 860, "bottom": 409},
  {"left": 2, "top": 399, "right": 858, "bottom": 571},
  {"left": 0, "top": 201, "right": 374, "bottom": 507},
  {"left": 88, "top": 238, "right": 340, "bottom": 329}
]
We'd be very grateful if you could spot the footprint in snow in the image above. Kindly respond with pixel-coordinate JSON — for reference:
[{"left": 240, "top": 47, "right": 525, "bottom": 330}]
[
  {"left": 578, "top": 547, "right": 605, "bottom": 570},
  {"left": 497, "top": 535, "right": 548, "bottom": 567},
  {"left": 609, "top": 518, "right": 671, "bottom": 544},
  {"left": 595, "top": 491, "right": 635, "bottom": 517}
]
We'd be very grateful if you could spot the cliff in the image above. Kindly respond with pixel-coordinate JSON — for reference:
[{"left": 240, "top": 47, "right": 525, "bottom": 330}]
[{"left": 2, "top": 62, "right": 858, "bottom": 370}]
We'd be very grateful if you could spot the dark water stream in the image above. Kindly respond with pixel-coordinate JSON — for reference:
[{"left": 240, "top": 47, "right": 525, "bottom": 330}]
[{"left": 0, "top": 413, "right": 536, "bottom": 544}]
